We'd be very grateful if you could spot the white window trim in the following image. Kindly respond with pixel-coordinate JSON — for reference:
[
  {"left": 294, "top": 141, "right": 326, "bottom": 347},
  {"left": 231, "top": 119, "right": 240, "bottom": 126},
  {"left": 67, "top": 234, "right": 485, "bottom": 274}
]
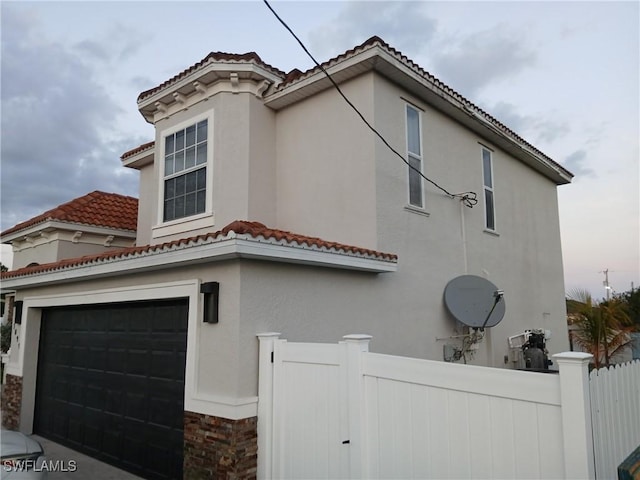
[
  {"left": 482, "top": 147, "right": 497, "bottom": 232},
  {"left": 405, "top": 104, "right": 425, "bottom": 209},
  {"left": 153, "top": 112, "right": 215, "bottom": 238}
]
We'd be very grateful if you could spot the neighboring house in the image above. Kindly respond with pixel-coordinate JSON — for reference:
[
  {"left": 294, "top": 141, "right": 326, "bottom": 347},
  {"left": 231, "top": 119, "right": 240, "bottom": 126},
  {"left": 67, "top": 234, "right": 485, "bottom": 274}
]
[
  {"left": 0, "top": 36, "right": 572, "bottom": 479},
  {"left": 1, "top": 190, "right": 138, "bottom": 269}
]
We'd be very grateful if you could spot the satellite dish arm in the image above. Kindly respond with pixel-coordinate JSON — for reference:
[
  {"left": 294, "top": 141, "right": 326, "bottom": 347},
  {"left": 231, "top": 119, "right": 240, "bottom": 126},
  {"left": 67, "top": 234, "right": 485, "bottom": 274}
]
[{"left": 480, "top": 290, "right": 504, "bottom": 330}]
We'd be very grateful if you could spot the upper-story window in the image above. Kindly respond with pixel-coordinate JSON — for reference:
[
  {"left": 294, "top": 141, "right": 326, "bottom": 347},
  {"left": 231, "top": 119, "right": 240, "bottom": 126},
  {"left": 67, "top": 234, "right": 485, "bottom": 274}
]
[
  {"left": 406, "top": 104, "right": 424, "bottom": 208},
  {"left": 482, "top": 147, "right": 496, "bottom": 231},
  {"left": 163, "top": 119, "right": 208, "bottom": 222}
]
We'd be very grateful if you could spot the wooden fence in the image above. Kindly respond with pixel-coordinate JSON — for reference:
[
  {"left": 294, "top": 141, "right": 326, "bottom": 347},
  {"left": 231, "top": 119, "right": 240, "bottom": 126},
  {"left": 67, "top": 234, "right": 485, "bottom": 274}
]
[{"left": 257, "top": 333, "right": 597, "bottom": 479}]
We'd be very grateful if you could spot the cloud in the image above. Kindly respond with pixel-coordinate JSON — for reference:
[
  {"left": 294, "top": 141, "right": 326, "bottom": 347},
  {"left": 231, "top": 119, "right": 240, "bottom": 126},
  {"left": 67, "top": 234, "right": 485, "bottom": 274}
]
[
  {"left": 308, "top": 3, "right": 534, "bottom": 100},
  {"left": 532, "top": 118, "right": 571, "bottom": 144},
  {"left": 488, "top": 101, "right": 570, "bottom": 145},
  {"left": 129, "top": 75, "right": 157, "bottom": 91},
  {"left": 0, "top": 6, "right": 140, "bottom": 232},
  {"left": 73, "top": 24, "right": 149, "bottom": 64},
  {"left": 562, "top": 150, "right": 596, "bottom": 179},
  {"left": 489, "top": 101, "right": 534, "bottom": 133},
  {"left": 308, "top": 2, "right": 437, "bottom": 60},
  {"left": 431, "top": 25, "right": 536, "bottom": 97}
]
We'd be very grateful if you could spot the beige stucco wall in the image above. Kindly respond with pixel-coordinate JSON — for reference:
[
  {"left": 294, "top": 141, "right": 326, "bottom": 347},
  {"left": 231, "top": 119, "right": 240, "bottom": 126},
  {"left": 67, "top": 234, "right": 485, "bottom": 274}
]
[
  {"left": 274, "top": 74, "right": 378, "bottom": 250},
  {"left": 11, "top": 236, "right": 134, "bottom": 270},
  {"left": 372, "top": 75, "right": 568, "bottom": 367},
  {"left": 11, "top": 242, "right": 60, "bottom": 269},
  {"left": 135, "top": 163, "right": 155, "bottom": 245},
  {"left": 142, "top": 91, "right": 278, "bottom": 245}
]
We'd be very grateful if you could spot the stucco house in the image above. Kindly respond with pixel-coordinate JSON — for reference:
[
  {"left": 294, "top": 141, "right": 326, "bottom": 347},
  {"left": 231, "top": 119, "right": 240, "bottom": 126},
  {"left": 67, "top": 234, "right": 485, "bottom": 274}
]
[{"left": 1, "top": 36, "right": 572, "bottom": 478}]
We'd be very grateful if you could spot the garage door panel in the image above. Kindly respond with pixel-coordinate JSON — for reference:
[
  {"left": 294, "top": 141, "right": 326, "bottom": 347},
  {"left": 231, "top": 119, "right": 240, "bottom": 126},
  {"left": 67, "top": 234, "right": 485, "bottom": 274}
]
[{"left": 35, "top": 299, "right": 188, "bottom": 480}]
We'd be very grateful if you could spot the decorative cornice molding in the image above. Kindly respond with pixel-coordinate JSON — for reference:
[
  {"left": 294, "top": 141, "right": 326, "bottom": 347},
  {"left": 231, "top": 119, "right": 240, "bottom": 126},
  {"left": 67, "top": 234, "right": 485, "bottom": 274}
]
[
  {"left": 230, "top": 73, "right": 239, "bottom": 93},
  {"left": 256, "top": 79, "right": 271, "bottom": 98}
]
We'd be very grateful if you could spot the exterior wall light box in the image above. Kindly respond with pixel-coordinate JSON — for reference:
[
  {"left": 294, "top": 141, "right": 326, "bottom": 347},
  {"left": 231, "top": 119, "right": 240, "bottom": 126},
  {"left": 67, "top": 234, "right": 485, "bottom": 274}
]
[
  {"left": 200, "top": 282, "right": 219, "bottom": 324},
  {"left": 14, "top": 300, "right": 23, "bottom": 325}
]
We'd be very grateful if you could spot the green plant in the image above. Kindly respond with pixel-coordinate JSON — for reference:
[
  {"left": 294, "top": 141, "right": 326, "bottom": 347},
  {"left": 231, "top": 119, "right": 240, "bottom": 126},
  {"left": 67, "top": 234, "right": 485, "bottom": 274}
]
[
  {"left": 1, "top": 322, "right": 11, "bottom": 354},
  {"left": 567, "top": 288, "right": 633, "bottom": 368}
]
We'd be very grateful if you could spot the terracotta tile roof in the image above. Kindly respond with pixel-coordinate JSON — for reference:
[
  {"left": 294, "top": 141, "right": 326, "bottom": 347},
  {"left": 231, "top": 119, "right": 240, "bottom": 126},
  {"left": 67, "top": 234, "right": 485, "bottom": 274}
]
[
  {"left": 1, "top": 220, "right": 397, "bottom": 280},
  {"left": 1, "top": 191, "right": 138, "bottom": 237},
  {"left": 121, "top": 141, "right": 155, "bottom": 160},
  {"left": 137, "top": 52, "right": 287, "bottom": 102},
  {"left": 133, "top": 36, "right": 569, "bottom": 179},
  {"left": 273, "top": 35, "right": 572, "bottom": 179}
]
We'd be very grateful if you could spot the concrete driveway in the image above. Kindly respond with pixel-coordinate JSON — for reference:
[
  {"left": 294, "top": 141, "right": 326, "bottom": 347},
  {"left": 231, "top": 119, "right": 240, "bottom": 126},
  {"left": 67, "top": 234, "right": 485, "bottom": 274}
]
[{"left": 31, "top": 436, "right": 143, "bottom": 480}]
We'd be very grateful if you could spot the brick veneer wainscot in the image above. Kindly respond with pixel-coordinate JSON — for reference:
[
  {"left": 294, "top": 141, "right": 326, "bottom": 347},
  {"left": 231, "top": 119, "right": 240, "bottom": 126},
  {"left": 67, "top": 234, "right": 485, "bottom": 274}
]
[
  {"left": 1, "top": 374, "right": 22, "bottom": 430},
  {"left": 184, "top": 411, "right": 258, "bottom": 479}
]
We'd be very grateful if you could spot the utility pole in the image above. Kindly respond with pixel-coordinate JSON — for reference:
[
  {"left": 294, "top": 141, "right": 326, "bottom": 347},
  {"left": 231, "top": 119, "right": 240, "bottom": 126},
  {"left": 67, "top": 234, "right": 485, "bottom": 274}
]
[{"left": 601, "top": 269, "right": 611, "bottom": 300}]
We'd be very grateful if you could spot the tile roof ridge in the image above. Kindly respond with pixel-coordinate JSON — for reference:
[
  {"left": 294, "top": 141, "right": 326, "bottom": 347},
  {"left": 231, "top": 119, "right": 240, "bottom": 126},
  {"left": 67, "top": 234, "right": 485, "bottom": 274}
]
[{"left": 137, "top": 51, "right": 287, "bottom": 102}]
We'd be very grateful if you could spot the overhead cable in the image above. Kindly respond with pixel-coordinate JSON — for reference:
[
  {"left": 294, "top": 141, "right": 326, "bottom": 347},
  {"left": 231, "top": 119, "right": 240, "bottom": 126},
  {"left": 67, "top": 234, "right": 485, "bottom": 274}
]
[{"left": 262, "top": 0, "right": 478, "bottom": 208}]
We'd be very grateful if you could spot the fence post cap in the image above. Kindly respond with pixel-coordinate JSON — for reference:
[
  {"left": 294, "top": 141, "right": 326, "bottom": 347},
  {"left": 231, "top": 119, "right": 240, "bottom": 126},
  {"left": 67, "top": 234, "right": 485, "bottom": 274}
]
[
  {"left": 342, "top": 334, "right": 373, "bottom": 342},
  {"left": 257, "top": 332, "right": 281, "bottom": 339},
  {"left": 552, "top": 351, "right": 593, "bottom": 363}
]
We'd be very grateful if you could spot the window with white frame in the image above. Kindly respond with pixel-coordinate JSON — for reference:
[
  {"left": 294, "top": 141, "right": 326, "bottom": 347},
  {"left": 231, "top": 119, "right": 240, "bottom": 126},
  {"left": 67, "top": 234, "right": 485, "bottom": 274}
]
[
  {"left": 406, "top": 105, "right": 423, "bottom": 208},
  {"left": 482, "top": 147, "right": 496, "bottom": 231},
  {"left": 163, "top": 119, "right": 208, "bottom": 222}
]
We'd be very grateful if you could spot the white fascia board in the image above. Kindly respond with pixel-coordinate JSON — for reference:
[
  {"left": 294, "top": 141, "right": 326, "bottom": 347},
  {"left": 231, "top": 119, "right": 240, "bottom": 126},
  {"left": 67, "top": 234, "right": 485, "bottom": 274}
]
[
  {"left": 233, "top": 238, "right": 397, "bottom": 272},
  {"left": 2, "top": 220, "right": 136, "bottom": 243},
  {"left": 122, "top": 149, "right": 154, "bottom": 169},
  {"left": 2, "top": 237, "right": 397, "bottom": 289}
]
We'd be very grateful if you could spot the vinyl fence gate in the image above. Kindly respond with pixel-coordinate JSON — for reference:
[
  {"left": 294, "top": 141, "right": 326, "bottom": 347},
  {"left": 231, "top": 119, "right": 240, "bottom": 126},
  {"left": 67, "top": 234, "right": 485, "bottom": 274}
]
[{"left": 257, "top": 333, "right": 600, "bottom": 480}]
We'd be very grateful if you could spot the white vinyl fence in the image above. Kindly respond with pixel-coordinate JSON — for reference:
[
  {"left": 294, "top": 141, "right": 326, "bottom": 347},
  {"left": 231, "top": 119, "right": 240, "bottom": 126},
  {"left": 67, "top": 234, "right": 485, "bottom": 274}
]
[
  {"left": 590, "top": 360, "right": 640, "bottom": 480},
  {"left": 257, "top": 333, "right": 596, "bottom": 480}
]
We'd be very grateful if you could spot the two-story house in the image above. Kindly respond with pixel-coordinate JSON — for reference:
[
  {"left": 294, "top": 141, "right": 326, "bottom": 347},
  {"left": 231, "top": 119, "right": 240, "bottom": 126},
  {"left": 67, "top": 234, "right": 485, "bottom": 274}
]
[{"left": 1, "top": 36, "right": 572, "bottom": 479}]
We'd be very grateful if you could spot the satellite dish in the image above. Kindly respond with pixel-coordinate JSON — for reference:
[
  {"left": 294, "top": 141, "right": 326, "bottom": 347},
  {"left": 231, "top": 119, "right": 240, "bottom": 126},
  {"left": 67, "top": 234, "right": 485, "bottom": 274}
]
[{"left": 444, "top": 275, "right": 505, "bottom": 328}]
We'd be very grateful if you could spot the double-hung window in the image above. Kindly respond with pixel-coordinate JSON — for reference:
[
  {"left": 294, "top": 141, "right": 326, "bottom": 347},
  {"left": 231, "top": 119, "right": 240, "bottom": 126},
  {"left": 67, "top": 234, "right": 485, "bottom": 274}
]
[
  {"left": 482, "top": 147, "right": 496, "bottom": 231},
  {"left": 163, "top": 119, "right": 208, "bottom": 222},
  {"left": 406, "top": 105, "right": 424, "bottom": 208}
]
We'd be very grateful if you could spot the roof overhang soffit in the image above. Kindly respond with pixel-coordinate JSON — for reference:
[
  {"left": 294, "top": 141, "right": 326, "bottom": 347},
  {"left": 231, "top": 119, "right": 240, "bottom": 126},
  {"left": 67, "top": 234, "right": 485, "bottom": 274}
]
[{"left": 122, "top": 147, "right": 154, "bottom": 170}]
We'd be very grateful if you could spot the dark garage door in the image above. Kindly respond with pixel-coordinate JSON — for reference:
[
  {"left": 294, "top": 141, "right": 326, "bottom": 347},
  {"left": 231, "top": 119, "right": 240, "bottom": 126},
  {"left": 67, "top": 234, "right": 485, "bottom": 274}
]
[{"left": 35, "top": 299, "right": 188, "bottom": 479}]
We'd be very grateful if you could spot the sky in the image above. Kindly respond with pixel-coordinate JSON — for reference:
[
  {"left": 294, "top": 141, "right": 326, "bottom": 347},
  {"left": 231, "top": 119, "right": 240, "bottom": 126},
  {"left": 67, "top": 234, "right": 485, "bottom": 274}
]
[{"left": 0, "top": 0, "right": 638, "bottom": 300}]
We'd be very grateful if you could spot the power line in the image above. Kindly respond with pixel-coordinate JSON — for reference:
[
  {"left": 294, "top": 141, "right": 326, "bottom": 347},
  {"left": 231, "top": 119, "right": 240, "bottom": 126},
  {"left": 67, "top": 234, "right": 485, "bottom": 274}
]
[{"left": 262, "top": 0, "right": 478, "bottom": 208}]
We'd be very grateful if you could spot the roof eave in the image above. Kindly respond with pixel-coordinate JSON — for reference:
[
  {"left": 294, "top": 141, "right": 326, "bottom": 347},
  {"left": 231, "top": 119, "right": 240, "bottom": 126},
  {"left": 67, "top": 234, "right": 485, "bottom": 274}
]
[
  {"left": 264, "top": 45, "right": 573, "bottom": 186},
  {"left": 2, "top": 220, "right": 137, "bottom": 245},
  {"left": 1, "top": 236, "right": 397, "bottom": 289},
  {"left": 122, "top": 149, "right": 154, "bottom": 170}
]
